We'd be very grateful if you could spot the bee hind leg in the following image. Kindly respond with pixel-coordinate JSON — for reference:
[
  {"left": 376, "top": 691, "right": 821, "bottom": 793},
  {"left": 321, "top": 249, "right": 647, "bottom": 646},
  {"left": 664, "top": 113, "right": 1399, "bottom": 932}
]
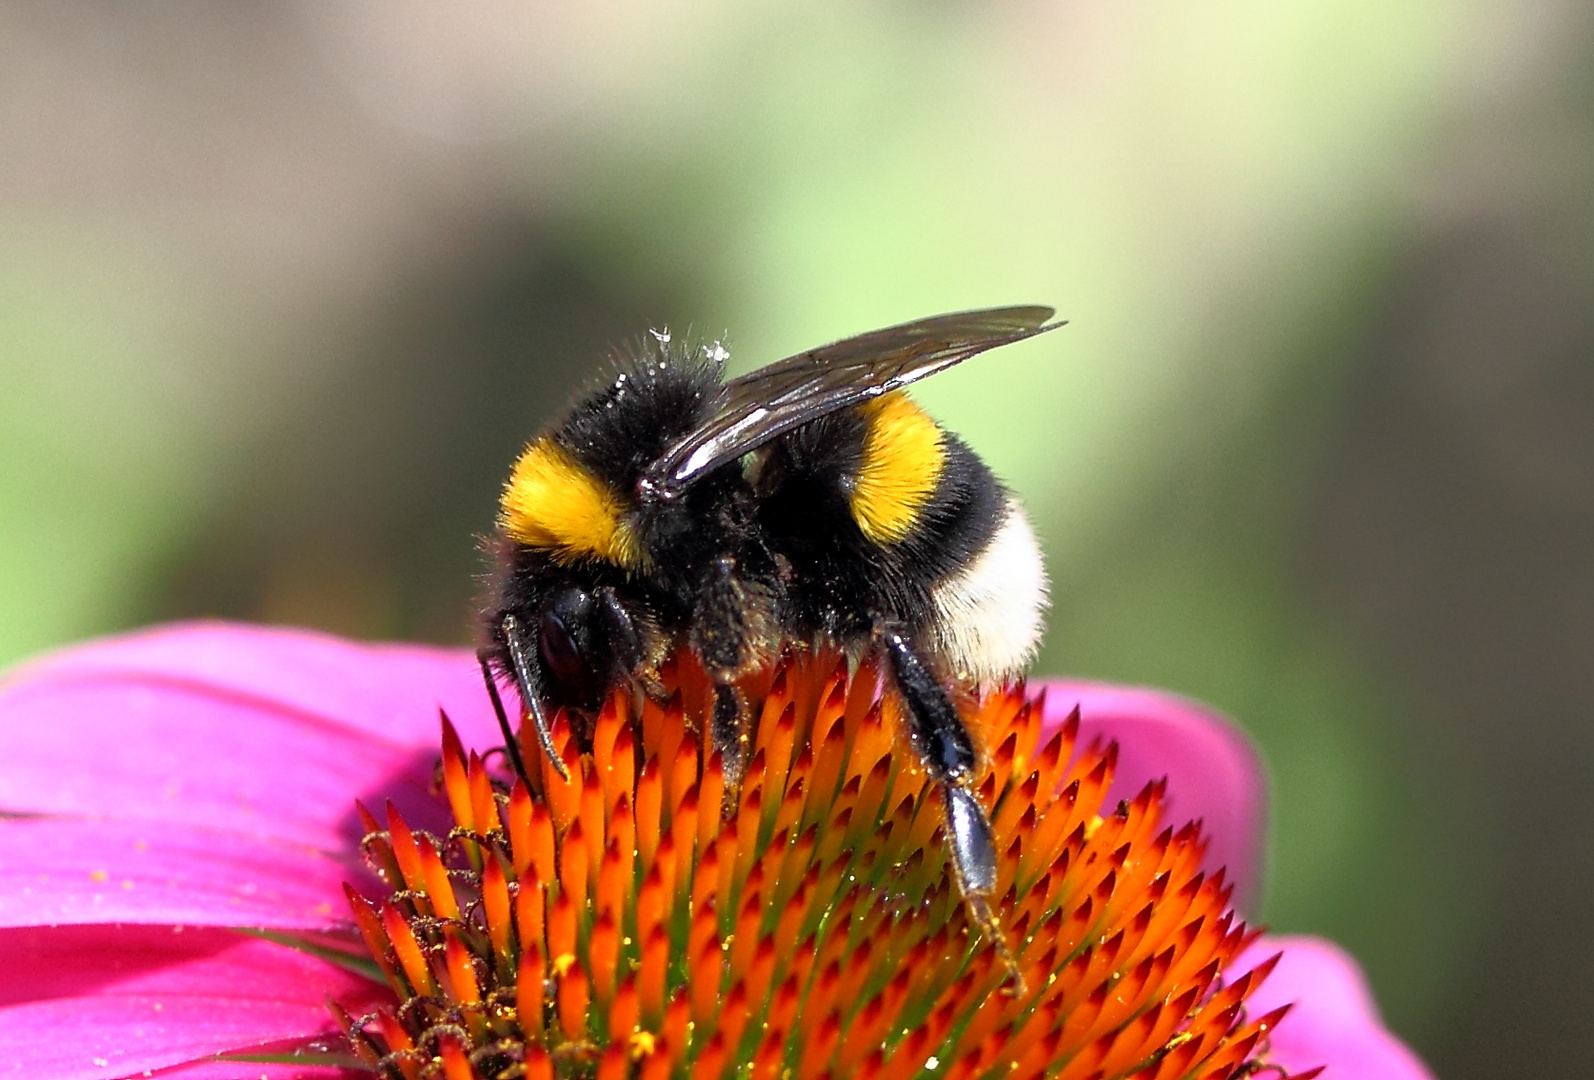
[
  {"left": 881, "top": 628, "right": 1022, "bottom": 987},
  {"left": 880, "top": 630, "right": 994, "bottom": 890}
]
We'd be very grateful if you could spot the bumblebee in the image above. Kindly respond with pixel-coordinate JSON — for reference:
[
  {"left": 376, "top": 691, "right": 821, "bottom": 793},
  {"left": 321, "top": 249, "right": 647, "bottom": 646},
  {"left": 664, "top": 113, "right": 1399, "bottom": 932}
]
[{"left": 478, "top": 306, "right": 1059, "bottom": 908}]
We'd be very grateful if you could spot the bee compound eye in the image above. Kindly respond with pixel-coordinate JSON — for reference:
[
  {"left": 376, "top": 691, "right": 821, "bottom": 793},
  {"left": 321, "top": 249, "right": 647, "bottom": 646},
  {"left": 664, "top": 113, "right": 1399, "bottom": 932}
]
[{"left": 538, "top": 608, "right": 587, "bottom": 691}]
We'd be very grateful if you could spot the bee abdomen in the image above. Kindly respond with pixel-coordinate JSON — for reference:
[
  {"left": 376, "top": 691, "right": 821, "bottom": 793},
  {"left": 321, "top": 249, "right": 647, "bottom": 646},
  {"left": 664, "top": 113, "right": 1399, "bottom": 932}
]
[
  {"left": 850, "top": 392, "right": 945, "bottom": 545},
  {"left": 927, "top": 496, "right": 1049, "bottom": 684}
]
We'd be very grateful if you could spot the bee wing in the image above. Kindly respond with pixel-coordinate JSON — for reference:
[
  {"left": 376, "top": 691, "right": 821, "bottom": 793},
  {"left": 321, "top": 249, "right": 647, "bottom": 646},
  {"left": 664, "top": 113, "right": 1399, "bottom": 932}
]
[{"left": 643, "top": 305, "right": 1062, "bottom": 496}]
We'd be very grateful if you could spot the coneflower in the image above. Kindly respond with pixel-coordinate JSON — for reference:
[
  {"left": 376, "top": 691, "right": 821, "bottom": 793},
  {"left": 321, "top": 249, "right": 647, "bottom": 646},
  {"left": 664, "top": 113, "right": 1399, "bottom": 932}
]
[
  {"left": 0, "top": 623, "right": 1434, "bottom": 1080},
  {"left": 342, "top": 651, "right": 1307, "bottom": 1080}
]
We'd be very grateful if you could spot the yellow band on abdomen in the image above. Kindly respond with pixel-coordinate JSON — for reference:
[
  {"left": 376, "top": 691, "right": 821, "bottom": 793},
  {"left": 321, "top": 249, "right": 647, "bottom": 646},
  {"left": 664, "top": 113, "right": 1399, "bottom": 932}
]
[{"left": 850, "top": 392, "right": 945, "bottom": 545}]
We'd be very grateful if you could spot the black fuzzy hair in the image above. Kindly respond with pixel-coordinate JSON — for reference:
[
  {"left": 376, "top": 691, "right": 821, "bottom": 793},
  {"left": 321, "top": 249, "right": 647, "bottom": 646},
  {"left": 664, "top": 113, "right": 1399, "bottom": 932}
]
[{"left": 551, "top": 334, "right": 728, "bottom": 492}]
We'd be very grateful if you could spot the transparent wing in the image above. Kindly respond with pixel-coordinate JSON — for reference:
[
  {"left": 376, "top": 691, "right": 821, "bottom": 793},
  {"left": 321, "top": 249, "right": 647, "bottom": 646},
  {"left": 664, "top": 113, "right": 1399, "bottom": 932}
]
[{"left": 641, "top": 306, "right": 1061, "bottom": 496}]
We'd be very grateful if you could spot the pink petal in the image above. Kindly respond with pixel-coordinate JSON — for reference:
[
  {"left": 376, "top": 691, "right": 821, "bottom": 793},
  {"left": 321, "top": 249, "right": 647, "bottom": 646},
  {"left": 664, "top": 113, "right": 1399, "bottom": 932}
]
[
  {"left": 144, "top": 1062, "right": 364, "bottom": 1079},
  {"left": 0, "top": 666, "right": 469, "bottom": 850},
  {"left": 0, "top": 625, "right": 1416, "bottom": 1079},
  {"left": 1038, "top": 679, "right": 1267, "bottom": 911},
  {"left": 0, "top": 925, "right": 387, "bottom": 1080},
  {"left": 0, "top": 819, "right": 367, "bottom": 930},
  {"left": 5, "top": 621, "right": 498, "bottom": 749},
  {"left": 1236, "top": 935, "right": 1434, "bottom": 1079}
]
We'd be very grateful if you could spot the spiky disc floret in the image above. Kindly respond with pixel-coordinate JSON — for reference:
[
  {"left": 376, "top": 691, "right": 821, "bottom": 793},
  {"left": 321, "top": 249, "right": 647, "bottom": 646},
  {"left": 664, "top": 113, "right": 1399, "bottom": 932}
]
[{"left": 338, "top": 652, "right": 1317, "bottom": 1080}]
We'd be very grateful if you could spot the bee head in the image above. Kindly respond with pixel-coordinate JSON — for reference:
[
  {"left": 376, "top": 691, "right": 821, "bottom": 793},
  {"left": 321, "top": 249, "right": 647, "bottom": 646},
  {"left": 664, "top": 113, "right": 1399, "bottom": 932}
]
[{"left": 534, "top": 583, "right": 615, "bottom": 715}]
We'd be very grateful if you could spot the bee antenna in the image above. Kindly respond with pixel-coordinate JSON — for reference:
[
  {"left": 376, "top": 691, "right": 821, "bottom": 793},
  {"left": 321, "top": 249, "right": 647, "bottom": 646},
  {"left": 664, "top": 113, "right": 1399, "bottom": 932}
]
[{"left": 477, "top": 651, "right": 532, "bottom": 787}]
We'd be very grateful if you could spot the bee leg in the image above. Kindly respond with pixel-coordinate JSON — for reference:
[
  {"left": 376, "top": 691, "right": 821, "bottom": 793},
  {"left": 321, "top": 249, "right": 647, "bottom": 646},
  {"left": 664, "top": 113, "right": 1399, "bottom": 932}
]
[
  {"left": 501, "top": 613, "right": 570, "bottom": 782},
  {"left": 711, "top": 681, "right": 749, "bottom": 804},
  {"left": 882, "top": 629, "right": 1021, "bottom": 985},
  {"left": 595, "top": 587, "right": 645, "bottom": 674},
  {"left": 477, "top": 649, "right": 531, "bottom": 787},
  {"left": 880, "top": 631, "right": 992, "bottom": 889},
  {"left": 637, "top": 672, "right": 671, "bottom": 702},
  {"left": 594, "top": 586, "right": 666, "bottom": 699},
  {"left": 691, "top": 555, "right": 756, "bottom": 810}
]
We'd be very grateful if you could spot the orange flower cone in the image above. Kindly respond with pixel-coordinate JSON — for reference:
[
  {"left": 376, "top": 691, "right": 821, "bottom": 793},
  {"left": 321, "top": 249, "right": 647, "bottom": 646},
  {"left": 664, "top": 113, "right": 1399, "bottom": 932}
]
[{"left": 341, "top": 651, "right": 1313, "bottom": 1080}]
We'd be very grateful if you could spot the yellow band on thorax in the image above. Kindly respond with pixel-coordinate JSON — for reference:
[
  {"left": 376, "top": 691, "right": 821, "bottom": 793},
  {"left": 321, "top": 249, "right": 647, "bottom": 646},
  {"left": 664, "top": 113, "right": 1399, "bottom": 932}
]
[
  {"left": 499, "top": 438, "right": 645, "bottom": 570},
  {"left": 851, "top": 392, "right": 945, "bottom": 545}
]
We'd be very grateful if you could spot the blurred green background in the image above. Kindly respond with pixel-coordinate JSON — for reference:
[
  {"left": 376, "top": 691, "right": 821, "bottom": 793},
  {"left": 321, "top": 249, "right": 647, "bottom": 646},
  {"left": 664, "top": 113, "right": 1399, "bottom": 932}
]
[{"left": 4, "top": 3, "right": 1592, "bottom": 1074}]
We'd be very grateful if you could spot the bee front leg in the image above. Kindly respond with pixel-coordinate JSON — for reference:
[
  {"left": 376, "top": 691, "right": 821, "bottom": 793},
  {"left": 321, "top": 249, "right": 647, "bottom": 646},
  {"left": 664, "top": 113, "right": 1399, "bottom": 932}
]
[
  {"left": 593, "top": 586, "right": 666, "bottom": 703},
  {"left": 478, "top": 649, "right": 532, "bottom": 786},
  {"left": 500, "top": 612, "right": 569, "bottom": 782}
]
